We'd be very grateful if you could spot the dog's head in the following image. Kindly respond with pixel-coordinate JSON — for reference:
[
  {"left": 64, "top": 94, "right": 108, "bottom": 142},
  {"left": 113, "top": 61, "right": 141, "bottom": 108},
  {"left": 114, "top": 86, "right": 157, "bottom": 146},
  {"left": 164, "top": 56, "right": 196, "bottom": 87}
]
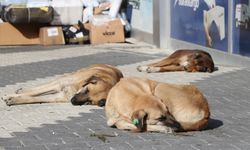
[
  {"left": 131, "top": 102, "right": 181, "bottom": 132},
  {"left": 71, "top": 75, "right": 114, "bottom": 107},
  {"left": 196, "top": 53, "right": 215, "bottom": 73},
  {"left": 186, "top": 52, "right": 215, "bottom": 73}
]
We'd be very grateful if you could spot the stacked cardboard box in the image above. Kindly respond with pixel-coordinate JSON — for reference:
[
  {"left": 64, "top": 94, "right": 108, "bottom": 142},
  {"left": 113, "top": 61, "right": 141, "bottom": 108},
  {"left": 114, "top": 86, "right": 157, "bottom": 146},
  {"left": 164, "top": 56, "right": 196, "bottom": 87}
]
[
  {"left": 0, "top": 19, "right": 125, "bottom": 46},
  {"left": 90, "top": 18, "right": 125, "bottom": 44},
  {"left": 0, "top": 0, "right": 126, "bottom": 46},
  {"left": 0, "top": 23, "right": 65, "bottom": 46},
  {"left": 0, "top": 23, "right": 41, "bottom": 46}
]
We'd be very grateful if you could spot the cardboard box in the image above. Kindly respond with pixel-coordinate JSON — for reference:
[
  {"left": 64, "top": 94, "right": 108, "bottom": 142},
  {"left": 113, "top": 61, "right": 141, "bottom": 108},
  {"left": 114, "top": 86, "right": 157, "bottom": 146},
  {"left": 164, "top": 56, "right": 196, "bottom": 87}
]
[
  {"left": 90, "top": 19, "right": 125, "bottom": 44},
  {"left": 84, "top": 23, "right": 91, "bottom": 31},
  {"left": 39, "top": 27, "right": 65, "bottom": 46},
  {"left": 0, "top": 22, "right": 40, "bottom": 46}
]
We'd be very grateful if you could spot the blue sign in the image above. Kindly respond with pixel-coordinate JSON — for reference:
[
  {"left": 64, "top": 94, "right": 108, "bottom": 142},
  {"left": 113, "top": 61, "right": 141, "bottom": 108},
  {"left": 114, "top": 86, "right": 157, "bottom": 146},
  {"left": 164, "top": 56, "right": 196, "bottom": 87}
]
[
  {"left": 171, "top": 0, "right": 228, "bottom": 51},
  {"left": 233, "top": 0, "right": 250, "bottom": 56}
]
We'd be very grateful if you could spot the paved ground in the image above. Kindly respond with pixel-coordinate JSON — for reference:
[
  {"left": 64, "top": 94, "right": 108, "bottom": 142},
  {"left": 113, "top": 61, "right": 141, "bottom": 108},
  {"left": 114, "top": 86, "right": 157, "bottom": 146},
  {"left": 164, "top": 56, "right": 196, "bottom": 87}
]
[{"left": 0, "top": 41, "right": 250, "bottom": 150}]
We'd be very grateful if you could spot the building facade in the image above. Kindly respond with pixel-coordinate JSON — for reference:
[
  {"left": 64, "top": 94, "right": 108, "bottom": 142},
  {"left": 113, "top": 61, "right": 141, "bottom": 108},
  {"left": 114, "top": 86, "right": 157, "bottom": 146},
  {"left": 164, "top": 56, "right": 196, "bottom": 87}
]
[{"left": 130, "top": 0, "right": 250, "bottom": 66}]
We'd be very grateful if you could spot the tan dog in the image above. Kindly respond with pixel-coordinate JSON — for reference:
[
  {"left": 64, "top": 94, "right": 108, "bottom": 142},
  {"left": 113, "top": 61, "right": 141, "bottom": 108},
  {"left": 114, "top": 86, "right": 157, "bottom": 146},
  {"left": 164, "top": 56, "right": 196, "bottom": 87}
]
[
  {"left": 2, "top": 64, "right": 123, "bottom": 107},
  {"left": 137, "top": 49, "right": 215, "bottom": 73},
  {"left": 105, "top": 77, "right": 210, "bottom": 133}
]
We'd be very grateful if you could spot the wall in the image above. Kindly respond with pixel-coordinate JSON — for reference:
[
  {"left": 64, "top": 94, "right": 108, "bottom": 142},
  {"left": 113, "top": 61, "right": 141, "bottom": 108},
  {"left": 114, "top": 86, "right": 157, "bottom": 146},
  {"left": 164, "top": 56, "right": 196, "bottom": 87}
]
[{"left": 129, "top": 0, "right": 154, "bottom": 44}]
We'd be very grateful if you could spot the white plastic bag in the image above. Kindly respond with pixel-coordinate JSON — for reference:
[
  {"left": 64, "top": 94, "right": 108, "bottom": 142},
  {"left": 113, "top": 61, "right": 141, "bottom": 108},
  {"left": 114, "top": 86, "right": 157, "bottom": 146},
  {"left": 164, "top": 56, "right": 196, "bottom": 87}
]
[
  {"left": 50, "top": 0, "right": 84, "bottom": 25},
  {"left": 108, "top": 0, "right": 122, "bottom": 18},
  {"left": 26, "top": 0, "right": 50, "bottom": 7},
  {"left": 1, "top": 0, "right": 27, "bottom": 5},
  {"left": 82, "top": 0, "right": 99, "bottom": 7}
]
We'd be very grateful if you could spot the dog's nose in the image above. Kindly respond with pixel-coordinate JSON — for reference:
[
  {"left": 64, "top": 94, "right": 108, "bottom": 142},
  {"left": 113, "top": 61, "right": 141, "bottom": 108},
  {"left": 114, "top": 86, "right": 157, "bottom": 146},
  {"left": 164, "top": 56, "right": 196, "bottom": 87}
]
[
  {"left": 71, "top": 97, "right": 78, "bottom": 105},
  {"left": 97, "top": 99, "right": 106, "bottom": 107},
  {"left": 71, "top": 95, "right": 91, "bottom": 106}
]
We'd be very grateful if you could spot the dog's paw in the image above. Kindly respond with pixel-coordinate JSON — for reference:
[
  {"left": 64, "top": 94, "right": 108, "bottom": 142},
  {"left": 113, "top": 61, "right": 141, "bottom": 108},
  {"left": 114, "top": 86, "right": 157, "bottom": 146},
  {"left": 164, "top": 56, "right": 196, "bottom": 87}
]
[
  {"left": 137, "top": 65, "right": 152, "bottom": 72},
  {"left": 15, "top": 88, "right": 23, "bottom": 94},
  {"left": 136, "top": 66, "right": 146, "bottom": 72},
  {"left": 1, "top": 96, "right": 15, "bottom": 106},
  {"left": 146, "top": 67, "right": 160, "bottom": 73}
]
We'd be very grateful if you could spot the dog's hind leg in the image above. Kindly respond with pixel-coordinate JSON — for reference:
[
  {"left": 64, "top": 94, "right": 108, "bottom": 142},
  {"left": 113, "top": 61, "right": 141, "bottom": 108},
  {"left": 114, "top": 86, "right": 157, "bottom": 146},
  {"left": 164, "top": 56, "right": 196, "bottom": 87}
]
[
  {"left": 147, "top": 58, "right": 178, "bottom": 67},
  {"left": 15, "top": 80, "right": 62, "bottom": 96}
]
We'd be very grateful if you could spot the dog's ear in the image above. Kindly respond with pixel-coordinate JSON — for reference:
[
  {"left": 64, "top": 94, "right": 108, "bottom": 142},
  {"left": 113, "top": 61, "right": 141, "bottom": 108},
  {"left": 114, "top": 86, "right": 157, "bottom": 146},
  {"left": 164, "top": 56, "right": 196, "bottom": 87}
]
[
  {"left": 194, "top": 52, "right": 202, "bottom": 59},
  {"left": 132, "top": 109, "right": 148, "bottom": 132},
  {"left": 85, "top": 76, "right": 100, "bottom": 84}
]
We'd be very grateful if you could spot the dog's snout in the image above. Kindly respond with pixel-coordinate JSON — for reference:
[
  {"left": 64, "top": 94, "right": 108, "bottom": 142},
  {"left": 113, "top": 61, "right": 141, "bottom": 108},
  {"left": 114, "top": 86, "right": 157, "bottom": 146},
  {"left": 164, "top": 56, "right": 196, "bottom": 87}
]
[
  {"left": 71, "top": 96, "right": 79, "bottom": 105},
  {"left": 71, "top": 94, "right": 90, "bottom": 106},
  {"left": 97, "top": 99, "right": 106, "bottom": 107}
]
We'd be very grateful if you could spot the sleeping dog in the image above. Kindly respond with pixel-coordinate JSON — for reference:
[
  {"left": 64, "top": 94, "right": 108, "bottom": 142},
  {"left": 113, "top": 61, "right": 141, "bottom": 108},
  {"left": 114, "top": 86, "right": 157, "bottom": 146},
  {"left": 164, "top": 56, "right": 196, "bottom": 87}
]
[
  {"left": 137, "top": 49, "right": 215, "bottom": 73},
  {"left": 2, "top": 64, "right": 123, "bottom": 107},
  {"left": 105, "top": 77, "right": 210, "bottom": 133}
]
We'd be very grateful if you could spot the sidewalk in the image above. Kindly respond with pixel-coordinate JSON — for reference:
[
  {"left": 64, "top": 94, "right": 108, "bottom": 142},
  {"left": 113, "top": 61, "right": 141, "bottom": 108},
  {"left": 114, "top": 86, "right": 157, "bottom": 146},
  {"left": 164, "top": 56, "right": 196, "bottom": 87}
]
[{"left": 0, "top": 42, "right": 250, "bottom": 150}]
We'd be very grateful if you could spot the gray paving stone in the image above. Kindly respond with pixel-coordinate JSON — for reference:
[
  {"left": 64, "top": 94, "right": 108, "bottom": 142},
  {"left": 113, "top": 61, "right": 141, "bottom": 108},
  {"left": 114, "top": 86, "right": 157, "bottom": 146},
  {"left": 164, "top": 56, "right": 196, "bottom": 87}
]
[
  {"left": 0, "top": 51, "right": 160, "bottom": 87},
  {"left": 0, "top": 45, "right": 84, "bottom": 54},
  {"left": 4, "top": 145, "right": 47, "bottom": 150},
  {"left": 0, "top": 139, "right": 23, "bottom": 147}
]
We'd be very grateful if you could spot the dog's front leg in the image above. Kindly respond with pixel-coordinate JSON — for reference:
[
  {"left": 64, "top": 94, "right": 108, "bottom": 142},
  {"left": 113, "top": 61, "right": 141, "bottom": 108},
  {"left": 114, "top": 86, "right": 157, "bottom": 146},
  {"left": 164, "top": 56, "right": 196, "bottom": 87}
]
[
  {"left": 15, "top": 81, "right": 61, "bottom": 96},
  {"left": 154, "top": 65, "right": 185, "bottom": 72},
  {"left": 114, "top": 120, "right": 138, "bottom": 131},
  {"left": 147, "top": 125, "right": 174, "bottom": 134}
]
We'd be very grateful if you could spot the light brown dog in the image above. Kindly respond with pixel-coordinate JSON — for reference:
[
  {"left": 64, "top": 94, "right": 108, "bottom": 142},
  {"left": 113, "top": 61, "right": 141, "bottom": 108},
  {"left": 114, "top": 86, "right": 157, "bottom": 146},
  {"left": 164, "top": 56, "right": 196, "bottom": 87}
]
[
  {"left": 2, "top": 64, "right": 123, "bottom": 107},
  {"left": 105, "top": 77, "right": 210, "bottom": 133},
  {"left": 137, "top": 49, "right": 215, "bottom": 73}
]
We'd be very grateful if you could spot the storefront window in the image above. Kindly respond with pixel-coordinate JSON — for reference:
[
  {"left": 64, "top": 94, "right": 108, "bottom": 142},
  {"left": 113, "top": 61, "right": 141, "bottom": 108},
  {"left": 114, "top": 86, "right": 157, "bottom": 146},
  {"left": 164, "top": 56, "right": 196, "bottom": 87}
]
[
  {"left": 233, "top": 0, "right": 250, "bottom": 56},
  {"left": 170, "top": 0, "right": 228, "bottom": 52}
]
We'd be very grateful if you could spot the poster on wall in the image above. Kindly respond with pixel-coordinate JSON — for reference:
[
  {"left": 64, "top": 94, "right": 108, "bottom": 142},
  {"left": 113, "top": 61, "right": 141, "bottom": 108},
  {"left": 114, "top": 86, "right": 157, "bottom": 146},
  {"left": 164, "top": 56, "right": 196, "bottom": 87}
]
[
  {"left": 233, "top": 0, "right": 250, "bottom": 56},
  {"left": 129, "top": 0, "right": 153, "bottom": 33},
  {"left": 171, "top": 0, "right": 228, "bottom": 51}
]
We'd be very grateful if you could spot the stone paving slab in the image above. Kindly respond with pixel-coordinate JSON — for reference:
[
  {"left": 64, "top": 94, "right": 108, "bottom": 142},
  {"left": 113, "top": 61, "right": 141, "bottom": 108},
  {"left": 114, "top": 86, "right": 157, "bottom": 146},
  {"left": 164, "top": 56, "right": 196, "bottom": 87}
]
[{"left": 0, "top": 43, "right": 250, "bottom": 150}]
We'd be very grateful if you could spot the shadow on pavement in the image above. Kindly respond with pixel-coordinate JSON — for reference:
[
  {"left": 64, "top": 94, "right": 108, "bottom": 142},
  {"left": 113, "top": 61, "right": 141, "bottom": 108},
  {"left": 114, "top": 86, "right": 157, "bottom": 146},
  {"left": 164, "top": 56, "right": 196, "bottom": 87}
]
[
  {"left": 206, "top": 118, "right": 223, "bottom": 130},
  {"left": 0, "top": 109, "right": 191, "bottom": 150}
]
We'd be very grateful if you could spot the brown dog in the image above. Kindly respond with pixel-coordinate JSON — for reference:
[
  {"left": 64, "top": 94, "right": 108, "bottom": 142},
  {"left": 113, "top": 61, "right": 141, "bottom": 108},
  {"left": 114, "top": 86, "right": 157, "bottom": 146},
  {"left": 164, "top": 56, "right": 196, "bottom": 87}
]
[
  {"left": 105, "top": 77, "right": 210, "bottom": 133},
  {"left": 137, "top": 49, "right": 215, "bottom": 73},
  {"left": 2, "top": 64, "right": 123, "bottom": 107}
]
